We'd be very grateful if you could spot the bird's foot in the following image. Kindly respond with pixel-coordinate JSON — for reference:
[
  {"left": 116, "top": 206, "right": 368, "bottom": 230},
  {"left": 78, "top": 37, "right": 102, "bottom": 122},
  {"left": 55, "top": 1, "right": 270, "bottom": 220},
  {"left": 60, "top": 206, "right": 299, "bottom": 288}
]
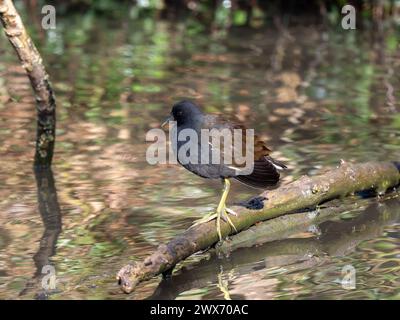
[
  {"left": 191, "top": 212, "right": 218, "bottom": 227},
  {"left": 216, "top": 206, "right": 237, "bottom": 241},
  {"left": 191, "top": 207, "right": 237, "bottom": 241},
  {"left": 225, "top": 207, "right": 237, "bottom": 216},
  {"left": 221, "top": 207, "right": 237, "bottom": 232}
]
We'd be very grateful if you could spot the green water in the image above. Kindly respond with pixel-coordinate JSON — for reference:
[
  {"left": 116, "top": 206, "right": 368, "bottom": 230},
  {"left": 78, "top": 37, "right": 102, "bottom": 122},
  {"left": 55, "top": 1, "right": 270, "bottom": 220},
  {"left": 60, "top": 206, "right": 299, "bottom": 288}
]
[{"left": 0, "top": 11, "right": 399, "bottom": 299}]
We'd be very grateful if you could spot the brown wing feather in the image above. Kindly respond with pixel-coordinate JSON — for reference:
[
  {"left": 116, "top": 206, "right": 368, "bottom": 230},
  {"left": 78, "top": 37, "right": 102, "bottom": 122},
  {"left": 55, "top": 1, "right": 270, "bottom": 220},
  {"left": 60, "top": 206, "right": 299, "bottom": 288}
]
[
  {"left": 201, "top": 113, "right": 286, "bottom": 188},
  {"left": 201, "top": 114, "right": 276, "bottom": 166}
]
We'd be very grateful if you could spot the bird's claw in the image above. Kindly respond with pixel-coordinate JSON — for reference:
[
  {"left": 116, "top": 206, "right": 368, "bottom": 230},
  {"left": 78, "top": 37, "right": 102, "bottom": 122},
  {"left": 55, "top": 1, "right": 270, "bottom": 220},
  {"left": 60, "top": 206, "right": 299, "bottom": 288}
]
[
  {"left": 191, "top": 207, "right": 237, "bottom": 241},
  {"left": 225, "top": 207, "right": 237, "bottom": 216},
  {"left": 220, "top": 206, "right": 238, "bottom": 236},
  {"left": 191, "top": 213, "right": 218, "bottom": 228}
]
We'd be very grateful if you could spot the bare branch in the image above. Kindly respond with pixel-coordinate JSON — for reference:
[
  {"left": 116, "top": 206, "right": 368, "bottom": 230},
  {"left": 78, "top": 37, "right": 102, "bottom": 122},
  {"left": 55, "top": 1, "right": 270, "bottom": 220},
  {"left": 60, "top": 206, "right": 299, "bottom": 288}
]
[
  {"left": 0, "top": 0, "right": 56, "bottom": 167},
  {"left": 117, "top": 161, "right": 400, "bottom": 293}
]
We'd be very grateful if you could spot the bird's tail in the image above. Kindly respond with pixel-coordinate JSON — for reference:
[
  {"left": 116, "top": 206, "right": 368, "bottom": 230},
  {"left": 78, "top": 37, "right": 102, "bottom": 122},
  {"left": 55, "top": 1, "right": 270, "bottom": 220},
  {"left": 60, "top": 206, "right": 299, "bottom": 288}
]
[
  {"left": 233, "top": 157, "right": 282, "bottom": 189},
  {"left": 265, "top": 156, "right": 287, "bottom": 170}
]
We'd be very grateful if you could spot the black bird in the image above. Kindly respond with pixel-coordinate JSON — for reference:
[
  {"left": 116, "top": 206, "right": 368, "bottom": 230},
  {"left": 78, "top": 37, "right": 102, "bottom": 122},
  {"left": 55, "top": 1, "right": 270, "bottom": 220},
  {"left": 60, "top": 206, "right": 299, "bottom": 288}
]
[{"left": 163, "top": 100, "right": 286, "bottom": 240}]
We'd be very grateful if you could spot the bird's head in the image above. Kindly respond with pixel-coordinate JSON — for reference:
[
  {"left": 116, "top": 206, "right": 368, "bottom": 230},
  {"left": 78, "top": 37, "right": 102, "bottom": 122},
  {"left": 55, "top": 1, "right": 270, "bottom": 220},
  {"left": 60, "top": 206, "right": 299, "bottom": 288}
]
[{"left": 163, "top": 100, "right": 203, "bottom": 127}]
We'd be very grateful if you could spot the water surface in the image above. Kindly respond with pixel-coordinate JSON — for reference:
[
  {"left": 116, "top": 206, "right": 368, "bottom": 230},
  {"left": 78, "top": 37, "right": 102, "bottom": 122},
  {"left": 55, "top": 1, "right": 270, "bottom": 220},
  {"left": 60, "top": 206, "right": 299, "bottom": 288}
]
[{"left": 0, "top": 12, "right": 399, "bottom": 299}]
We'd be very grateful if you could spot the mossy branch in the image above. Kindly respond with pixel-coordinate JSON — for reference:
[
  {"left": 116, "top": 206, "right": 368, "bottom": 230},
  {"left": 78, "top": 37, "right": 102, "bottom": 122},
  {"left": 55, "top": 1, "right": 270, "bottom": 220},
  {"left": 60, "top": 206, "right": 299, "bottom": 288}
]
[{"left": 117, "top": 161, "right": 399, "bottom": 293}]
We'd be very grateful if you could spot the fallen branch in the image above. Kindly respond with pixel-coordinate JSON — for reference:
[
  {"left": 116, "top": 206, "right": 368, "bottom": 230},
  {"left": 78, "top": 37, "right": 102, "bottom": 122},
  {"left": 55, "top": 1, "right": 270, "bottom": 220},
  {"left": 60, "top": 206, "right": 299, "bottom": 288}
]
[
  {"left": 216, "top": 197, "right": 367, "bottom": 255},
  {"left": 0, "top": 0, "right": 56, "bottom": 167},
  {"left": 117, "top": 161, "right": 400, "bottom": 293},
  {"left": 215, "top": 190, "right": 400, "bottom": 254},
  {"left": 148, "top": 196, "right": 400, "bottom": 299}
]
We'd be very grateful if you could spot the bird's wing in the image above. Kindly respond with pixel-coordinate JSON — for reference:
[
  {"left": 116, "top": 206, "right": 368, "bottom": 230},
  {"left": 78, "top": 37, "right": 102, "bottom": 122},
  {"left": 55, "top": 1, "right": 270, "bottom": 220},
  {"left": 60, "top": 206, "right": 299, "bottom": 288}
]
[{"left": 200, "top": 114, "right": 277, "bottom": 171}]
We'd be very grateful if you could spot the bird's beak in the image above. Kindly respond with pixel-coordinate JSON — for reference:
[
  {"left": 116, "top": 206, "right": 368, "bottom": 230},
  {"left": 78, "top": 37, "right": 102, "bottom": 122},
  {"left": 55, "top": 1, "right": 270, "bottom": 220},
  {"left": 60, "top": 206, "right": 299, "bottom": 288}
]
[{"left": 161, "top": 115, "right": 173, "bottom": 128}]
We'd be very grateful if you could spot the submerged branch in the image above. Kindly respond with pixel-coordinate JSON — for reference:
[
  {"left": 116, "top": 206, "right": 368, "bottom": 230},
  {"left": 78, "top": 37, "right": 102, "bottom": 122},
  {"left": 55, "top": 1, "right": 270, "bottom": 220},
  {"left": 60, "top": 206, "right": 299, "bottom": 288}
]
[
  {"left": 0, "top": 0, "right": 56, "bottom": 167},
  {"left": 117, "top": 161, "right": 399, "bottom": 293}
]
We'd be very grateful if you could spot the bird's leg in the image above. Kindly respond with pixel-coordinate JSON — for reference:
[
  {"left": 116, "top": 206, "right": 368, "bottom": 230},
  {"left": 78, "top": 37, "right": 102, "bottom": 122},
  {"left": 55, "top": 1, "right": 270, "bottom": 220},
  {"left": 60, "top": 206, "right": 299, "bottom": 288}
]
[
  {"left": 191, "top": 178, "right": 237, "bottom": 240},
  {"left": 215, "top": 179, "right": 237, "bottom": 239}
]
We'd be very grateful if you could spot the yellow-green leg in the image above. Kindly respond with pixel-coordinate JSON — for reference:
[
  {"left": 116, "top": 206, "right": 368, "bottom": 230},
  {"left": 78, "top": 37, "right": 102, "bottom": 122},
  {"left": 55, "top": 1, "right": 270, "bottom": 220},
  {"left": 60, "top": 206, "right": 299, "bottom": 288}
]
[
  {"left": 215, "top": 179, "right": 237, "bottom": 240},
  {"left": 191, "top": 178, "right": 237, "bottom": 241}
]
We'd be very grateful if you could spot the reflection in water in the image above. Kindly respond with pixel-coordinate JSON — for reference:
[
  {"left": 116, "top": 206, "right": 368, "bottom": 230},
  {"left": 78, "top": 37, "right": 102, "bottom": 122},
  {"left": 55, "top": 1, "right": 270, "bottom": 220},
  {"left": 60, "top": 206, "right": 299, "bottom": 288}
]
[
  {"left": 19, "top": 169, "right": 62, "bottom": 299},
  {"left": 148, "top": 197, "right": 400, "bottom": 300}
]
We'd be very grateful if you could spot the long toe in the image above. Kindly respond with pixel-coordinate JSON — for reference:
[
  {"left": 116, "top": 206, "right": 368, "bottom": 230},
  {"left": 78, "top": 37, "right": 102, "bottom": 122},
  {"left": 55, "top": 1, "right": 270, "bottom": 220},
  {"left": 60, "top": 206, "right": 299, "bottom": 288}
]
[
  {"left": 225, "top": 207, "right": 237, "bottom": 216},
  {"left": 191, "top": 213, "right": 218, "bottom": 227},
  {"left": 222, "top": 209, "right": 237, "bottom": 233},
  {"left": 216, "top": 210, "right": 222, "bottom": 241}
]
